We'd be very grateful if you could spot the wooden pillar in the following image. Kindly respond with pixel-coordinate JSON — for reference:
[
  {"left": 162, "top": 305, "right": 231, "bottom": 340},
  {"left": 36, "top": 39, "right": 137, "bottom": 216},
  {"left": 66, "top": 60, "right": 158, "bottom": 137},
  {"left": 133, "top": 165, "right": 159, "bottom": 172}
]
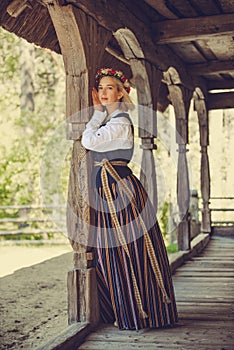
[
  {"left": 134, "top": 62, "right": 161, "bottom": 212},
  {"left": 46, "top": 0, "right": 111, "bottom": 325},
  {"left": 194, "top": 91, "right": 211, "bottom": 233},
  {"left": 164, "top": 70, "right": 192, "bottom": 250},
  {"left": 114, "top": 29, "right": 161, "bottom": 212}
]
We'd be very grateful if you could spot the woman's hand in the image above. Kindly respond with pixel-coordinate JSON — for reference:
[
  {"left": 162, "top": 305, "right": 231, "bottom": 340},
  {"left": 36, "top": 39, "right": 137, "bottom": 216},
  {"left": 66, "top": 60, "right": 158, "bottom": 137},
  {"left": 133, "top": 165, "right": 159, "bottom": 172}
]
[{"left": 92, "top": 88, "right": 103, "bottom": 111}]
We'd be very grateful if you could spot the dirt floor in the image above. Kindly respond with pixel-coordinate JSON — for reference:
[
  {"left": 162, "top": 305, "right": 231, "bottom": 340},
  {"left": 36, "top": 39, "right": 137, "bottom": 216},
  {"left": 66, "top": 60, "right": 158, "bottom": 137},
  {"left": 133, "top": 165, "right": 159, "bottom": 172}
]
[{"left": 0, "top": 244, "right": 74, "bottom": 350}]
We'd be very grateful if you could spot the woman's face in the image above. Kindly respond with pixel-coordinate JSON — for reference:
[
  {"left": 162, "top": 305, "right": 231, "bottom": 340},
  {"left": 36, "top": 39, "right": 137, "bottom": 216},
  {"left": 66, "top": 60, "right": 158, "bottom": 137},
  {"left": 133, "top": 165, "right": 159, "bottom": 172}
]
[{"left": 98, "top": 76, "right": 123, "bottom": 108}]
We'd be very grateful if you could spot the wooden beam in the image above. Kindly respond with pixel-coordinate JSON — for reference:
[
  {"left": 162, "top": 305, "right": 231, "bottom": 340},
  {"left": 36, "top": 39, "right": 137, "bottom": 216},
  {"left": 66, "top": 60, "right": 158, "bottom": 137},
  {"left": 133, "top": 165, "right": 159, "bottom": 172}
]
[
  {"left": 105, "top": 46, "right": 130, "bottom": 65},
  {"left": 188, "top": 60, "right": 234, "bottom": 76},
  {"left": 7, "top": 0, "right": 32, "bottom": 17},
  {"left": 144, "top": 0, "right": 177, "bottom": 19},
  {"left": 154, "top": 14, "right": 234, "bottom": 43},
  {"left": 207, "top": 92, "right": 234, "bottom": 110},
  {"left": 65, "top": 0, "right": 195, "bottom": 89},
  {"left": 207, "top": 80, "right": 234, "bottom": 91}
]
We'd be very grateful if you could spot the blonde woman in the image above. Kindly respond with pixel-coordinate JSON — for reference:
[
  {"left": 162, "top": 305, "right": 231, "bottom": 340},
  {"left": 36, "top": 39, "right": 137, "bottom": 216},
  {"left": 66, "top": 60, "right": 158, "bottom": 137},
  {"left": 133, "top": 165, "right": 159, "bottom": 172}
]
[{"left": 81, "top": 68, "right": 178, "bottom": 330}]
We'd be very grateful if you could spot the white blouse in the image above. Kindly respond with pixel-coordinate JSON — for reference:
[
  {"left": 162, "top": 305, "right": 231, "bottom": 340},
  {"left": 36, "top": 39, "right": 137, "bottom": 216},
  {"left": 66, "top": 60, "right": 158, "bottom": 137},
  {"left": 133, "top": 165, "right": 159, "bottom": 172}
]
[{"left": 81, "top": 109, "right": 133, "bottom": 152}]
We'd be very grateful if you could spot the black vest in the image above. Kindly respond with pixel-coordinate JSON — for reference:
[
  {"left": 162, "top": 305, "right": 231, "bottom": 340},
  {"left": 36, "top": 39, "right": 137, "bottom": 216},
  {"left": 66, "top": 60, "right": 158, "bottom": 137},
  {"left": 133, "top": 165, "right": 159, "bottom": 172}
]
[{"left": 91, "top": 112, "right": 134, "bottom": 187}]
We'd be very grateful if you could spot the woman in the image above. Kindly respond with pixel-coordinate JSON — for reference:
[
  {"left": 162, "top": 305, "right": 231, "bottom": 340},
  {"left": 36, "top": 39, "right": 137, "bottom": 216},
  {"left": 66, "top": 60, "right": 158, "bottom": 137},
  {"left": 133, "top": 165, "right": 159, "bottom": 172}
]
[{"left": 81, "top": 68, "right": 178, "bottom": 330}]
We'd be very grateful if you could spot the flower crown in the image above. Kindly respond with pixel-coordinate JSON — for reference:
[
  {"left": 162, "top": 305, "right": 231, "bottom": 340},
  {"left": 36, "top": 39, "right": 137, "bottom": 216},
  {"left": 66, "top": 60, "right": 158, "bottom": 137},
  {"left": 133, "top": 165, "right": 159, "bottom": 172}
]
[{"left": 95, "top": 68, "right": 131, "bottom": 93}]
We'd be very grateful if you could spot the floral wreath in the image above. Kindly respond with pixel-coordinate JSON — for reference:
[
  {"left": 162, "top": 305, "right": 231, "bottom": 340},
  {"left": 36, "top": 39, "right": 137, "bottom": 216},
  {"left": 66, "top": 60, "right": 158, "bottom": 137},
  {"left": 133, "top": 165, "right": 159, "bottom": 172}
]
[{"left": 95, "top": 68, "right": 131, "bottom": 93}]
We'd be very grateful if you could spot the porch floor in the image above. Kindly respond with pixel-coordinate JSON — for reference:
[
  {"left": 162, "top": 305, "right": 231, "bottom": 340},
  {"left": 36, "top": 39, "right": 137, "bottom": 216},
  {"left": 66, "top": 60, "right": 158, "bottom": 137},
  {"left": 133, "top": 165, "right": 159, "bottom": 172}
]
[{"left": 78, "top": 236, "right": 234, "bottom": 350}]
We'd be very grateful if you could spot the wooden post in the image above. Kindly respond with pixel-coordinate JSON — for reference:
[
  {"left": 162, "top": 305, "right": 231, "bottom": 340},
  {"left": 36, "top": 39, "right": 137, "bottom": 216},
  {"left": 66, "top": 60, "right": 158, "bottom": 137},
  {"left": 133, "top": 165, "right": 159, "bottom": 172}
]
[
  {"left": 194, "top": 92, "right": 211, "bottom": 233},
  {"left": 165, "top": 70, "right": 192, "bottom": 250},
  {"left": 114, "top": 29, "right": 161, "bottom": 212},
  {"left": 46, "top": 0, "right": 111, "bottom": 325}
]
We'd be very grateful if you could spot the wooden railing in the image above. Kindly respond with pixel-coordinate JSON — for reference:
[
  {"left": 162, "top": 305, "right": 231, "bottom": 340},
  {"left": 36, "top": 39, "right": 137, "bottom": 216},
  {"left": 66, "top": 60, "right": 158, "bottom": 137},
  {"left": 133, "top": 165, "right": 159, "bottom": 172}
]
[
  {"left": 0, "top": 205, "right": 67, "bottom": 242},
  {"left": 209, "top": 197, "right": 234, "bottom": 226}
]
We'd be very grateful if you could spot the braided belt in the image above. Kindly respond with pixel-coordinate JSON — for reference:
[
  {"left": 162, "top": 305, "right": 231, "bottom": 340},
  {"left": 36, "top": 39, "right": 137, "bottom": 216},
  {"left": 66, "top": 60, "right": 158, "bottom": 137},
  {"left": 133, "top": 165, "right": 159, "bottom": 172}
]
[{"left": 94, "top": 159, "right": 171, "bottom": 318}]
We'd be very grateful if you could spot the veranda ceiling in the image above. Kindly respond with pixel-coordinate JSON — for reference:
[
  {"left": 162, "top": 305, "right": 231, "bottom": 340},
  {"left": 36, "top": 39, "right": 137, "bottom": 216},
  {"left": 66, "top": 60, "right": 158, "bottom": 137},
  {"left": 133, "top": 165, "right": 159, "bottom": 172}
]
[{"left": 0, "top": 0, "right": 234, "bottom": 97}]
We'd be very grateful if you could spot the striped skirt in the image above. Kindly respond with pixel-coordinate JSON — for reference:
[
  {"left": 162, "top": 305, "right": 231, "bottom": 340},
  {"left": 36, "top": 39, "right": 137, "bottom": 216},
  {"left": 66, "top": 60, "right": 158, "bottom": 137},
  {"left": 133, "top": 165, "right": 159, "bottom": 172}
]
[{"left": 93, "top": 173, "right": 178, "bottom": 330}]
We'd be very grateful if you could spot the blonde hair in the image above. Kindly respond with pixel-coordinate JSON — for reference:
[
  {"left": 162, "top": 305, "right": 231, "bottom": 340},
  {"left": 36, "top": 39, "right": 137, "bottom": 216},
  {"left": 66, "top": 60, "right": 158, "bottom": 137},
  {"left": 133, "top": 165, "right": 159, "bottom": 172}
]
[{"left": 114, "top": 78, "right": 135, "bottom": 112}]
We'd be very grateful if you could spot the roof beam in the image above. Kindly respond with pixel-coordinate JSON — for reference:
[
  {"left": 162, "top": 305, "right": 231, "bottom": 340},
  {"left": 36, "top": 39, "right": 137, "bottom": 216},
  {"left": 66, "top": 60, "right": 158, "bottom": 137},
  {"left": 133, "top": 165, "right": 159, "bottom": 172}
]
[
  {"left": 208, "top": 92, "right": 234, "bottom": 110},
  {"left": 154, "top": 14, "right": 234, "bottom": 43},
  {"left": 65, "top": 0, "right": 196, "bottom": 89},
  {"left": 207, "top": 80, "right": 234, "bottom": 91},
  {"left": 144, "top": 0, "right": 177, "bottom": 19},
  {"left": 188, "top": 60, "right": 234, "bottom": 76}
]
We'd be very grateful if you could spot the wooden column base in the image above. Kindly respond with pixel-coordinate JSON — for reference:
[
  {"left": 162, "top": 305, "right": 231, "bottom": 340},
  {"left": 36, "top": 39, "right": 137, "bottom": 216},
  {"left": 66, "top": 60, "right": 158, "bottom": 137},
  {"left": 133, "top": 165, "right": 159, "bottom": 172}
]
[
  {"left": 67, "top": 267, "right": 100, "bottom": 325},
  {"left": 178, "top": 215, "right": 191, "bottom": 251},
  {"left": 201, "top": 208, "right": 211, "bottom": 233}
]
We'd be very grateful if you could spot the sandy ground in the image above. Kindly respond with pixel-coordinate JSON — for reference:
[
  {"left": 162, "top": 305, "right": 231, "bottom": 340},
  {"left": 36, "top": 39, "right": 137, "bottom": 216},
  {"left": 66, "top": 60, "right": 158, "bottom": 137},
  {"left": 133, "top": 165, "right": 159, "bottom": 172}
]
[{"left": 0, "top": 244, "right": 74, "bottom": 350}]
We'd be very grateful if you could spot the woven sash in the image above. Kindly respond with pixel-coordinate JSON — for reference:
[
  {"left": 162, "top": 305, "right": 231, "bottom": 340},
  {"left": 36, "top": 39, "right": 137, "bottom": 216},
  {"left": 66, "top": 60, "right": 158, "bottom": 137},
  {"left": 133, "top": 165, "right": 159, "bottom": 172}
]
[{"left": 94, "top": 159, "right": 171, "bottom": 318}]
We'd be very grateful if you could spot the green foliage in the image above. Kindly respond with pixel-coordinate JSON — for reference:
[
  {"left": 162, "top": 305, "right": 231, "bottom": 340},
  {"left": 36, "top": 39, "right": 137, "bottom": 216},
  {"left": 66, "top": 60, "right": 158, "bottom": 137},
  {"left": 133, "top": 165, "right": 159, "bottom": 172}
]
[
  {"left": 0, "top": 27, "right": 66, "bottom": 209},
  {"left": 166, "top": 242, "right": 178, "bottom": 254},
  {"left": 159, "top": 200, "right": 169, "bottom": 237}
]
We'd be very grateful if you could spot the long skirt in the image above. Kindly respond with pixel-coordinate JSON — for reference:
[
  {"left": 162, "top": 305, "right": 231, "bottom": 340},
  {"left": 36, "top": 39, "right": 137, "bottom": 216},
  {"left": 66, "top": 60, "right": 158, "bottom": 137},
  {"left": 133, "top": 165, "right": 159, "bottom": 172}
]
[{"left": 93, "top": 173, "right": 178, "bottom": 330}]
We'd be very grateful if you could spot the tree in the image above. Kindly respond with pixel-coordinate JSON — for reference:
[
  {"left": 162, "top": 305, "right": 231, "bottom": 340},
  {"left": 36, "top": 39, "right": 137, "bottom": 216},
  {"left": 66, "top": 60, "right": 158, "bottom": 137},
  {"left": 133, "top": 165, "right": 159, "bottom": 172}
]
[{"left": 0, "top": 28, "right": 66, "bottom": 208}]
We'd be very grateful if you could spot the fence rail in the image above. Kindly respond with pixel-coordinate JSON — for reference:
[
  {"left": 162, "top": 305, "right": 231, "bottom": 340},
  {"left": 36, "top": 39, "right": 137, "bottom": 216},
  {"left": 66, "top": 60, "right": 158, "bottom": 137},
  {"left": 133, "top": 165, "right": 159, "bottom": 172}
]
[
  {"left": 0, "top": 205, "right": 67, "bottom": 241},
  {"left": 209, "top": 197, "right": 234, "bottom": 226},
  {"left": 1, "top": 196, "right": 233, "bottom": 241}
]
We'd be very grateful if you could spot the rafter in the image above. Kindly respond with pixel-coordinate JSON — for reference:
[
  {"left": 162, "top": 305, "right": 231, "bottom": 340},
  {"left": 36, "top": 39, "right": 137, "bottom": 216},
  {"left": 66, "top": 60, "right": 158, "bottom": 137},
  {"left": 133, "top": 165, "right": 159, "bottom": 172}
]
[
  {"left": 188, "top": 60, "right": 234, "bottom": 76},
  {"left": 63, "top": 0, "right": 195, "bottom": 89},
  {"left": 207, "top": 79, "right": 234, "bottom": 90},
  {"left": 154, "top": 13, "right": 234, "bottom": 43},
  {"left": 144, "top": 0, "right": 177, "bottom": 19}
]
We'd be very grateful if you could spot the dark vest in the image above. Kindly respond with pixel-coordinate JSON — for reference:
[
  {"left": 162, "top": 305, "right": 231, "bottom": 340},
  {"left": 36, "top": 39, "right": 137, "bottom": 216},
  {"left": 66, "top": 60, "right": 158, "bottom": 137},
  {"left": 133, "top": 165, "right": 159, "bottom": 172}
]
[{"left": 91, "top": 112, "right": 134, "bottom": 187}]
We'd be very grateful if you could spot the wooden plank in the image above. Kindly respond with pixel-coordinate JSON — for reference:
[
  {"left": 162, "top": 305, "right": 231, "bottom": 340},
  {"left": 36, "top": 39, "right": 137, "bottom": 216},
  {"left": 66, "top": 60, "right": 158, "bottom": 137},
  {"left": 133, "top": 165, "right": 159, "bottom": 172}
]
[
  {"left": 155, "top": 14, "right": 234, "bottom": 43},
  {"left": 168, "top": 42, "right": 207, "bottom": 64},
  {"left": 66, "top": 0, "right": 196, "bottom": 89},
  {"left": 175, "top": 271, "right": 234, "bottom": 277},
  {"left": 186, "top": 0, "right": 222, "bottom": 15},
  {"left": 144, "top": 0, "right": 178, "bottom": 19},
  {"left": 195, "top": 39, "right": 218, "bottom": 60},
  {"left": 76, "top": 237, "right": 234, "bottom": 350},
  {"left": 79, "top": 342, "right": 234, "bottom": 350},
  {"left": 181, "top": 261, "right": 234, "bottom": 268},
  {"left": 202, "top": 35, "right": 234, "bottom": 61},
  {"left": 79, "top": 320, "right": 234, "bottom": 349},
  {"left": 36, "top": 322, "right": 92, "bottom": 350},
  {"left": 164, "top": 0, "right": 198, "bottom": 17},
  {"left": 189, "top": 60, "right": 234, "bottom": 75},
  {"left": 219, "top": 0, "right": 234, "bottom": 12},
  {"left": 207, "top": 79, "right": 234, "bottom": 91}
]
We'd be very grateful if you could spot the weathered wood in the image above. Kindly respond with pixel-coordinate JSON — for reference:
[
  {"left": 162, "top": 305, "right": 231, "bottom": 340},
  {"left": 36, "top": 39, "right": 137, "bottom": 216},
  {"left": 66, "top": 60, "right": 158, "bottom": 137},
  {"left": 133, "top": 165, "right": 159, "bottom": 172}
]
[
  {"left": 194, "top": 94, "right": 211, "bottom": 233},
  {"left": 7, "top": 0, "right": 32, "bottom": 17},
  {"left": 189, "top": 60, "right": 234, "bottom": 76},
  {"left": 205, "top": 35, "right": 234, "bottom": 62},
  {"left": 168, "top": 41, "right": 207, "bottom": 64},
  {"left": 78, "top": 237, "right": 234, "bottom": 349},
  {"left": 165, "top": 80, "right": 193, "bottom": 250},
  {"left": 46, "top": 0, "right": 111, "bottom": 325},
  {"left": 65, "top": 0, "right": 196, "bottom": 90},
  {"left": 144, "top": 0, "right": 178, "bottom": 19},
  {"left": 154, "top": 14, "right": 234, "bottom": 43},
  {"left": 207, "top": 91, "right": 234, "bottom": 110},
  {"left": 67, "top": 268, "right": 99, "bottom": 324},
  {"left": 36, "top": 323, "right": 92, "bottom": 350},
  {"left": 114, "top": 29, "right": 160, "bottom": 211}
]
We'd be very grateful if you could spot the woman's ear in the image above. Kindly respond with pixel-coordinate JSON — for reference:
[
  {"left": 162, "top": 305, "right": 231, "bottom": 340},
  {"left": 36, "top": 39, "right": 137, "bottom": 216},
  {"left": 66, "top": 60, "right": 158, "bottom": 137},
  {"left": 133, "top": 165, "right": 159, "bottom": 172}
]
[{"left": 118, "top": 91, "right": 124, "bottom": 100}]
